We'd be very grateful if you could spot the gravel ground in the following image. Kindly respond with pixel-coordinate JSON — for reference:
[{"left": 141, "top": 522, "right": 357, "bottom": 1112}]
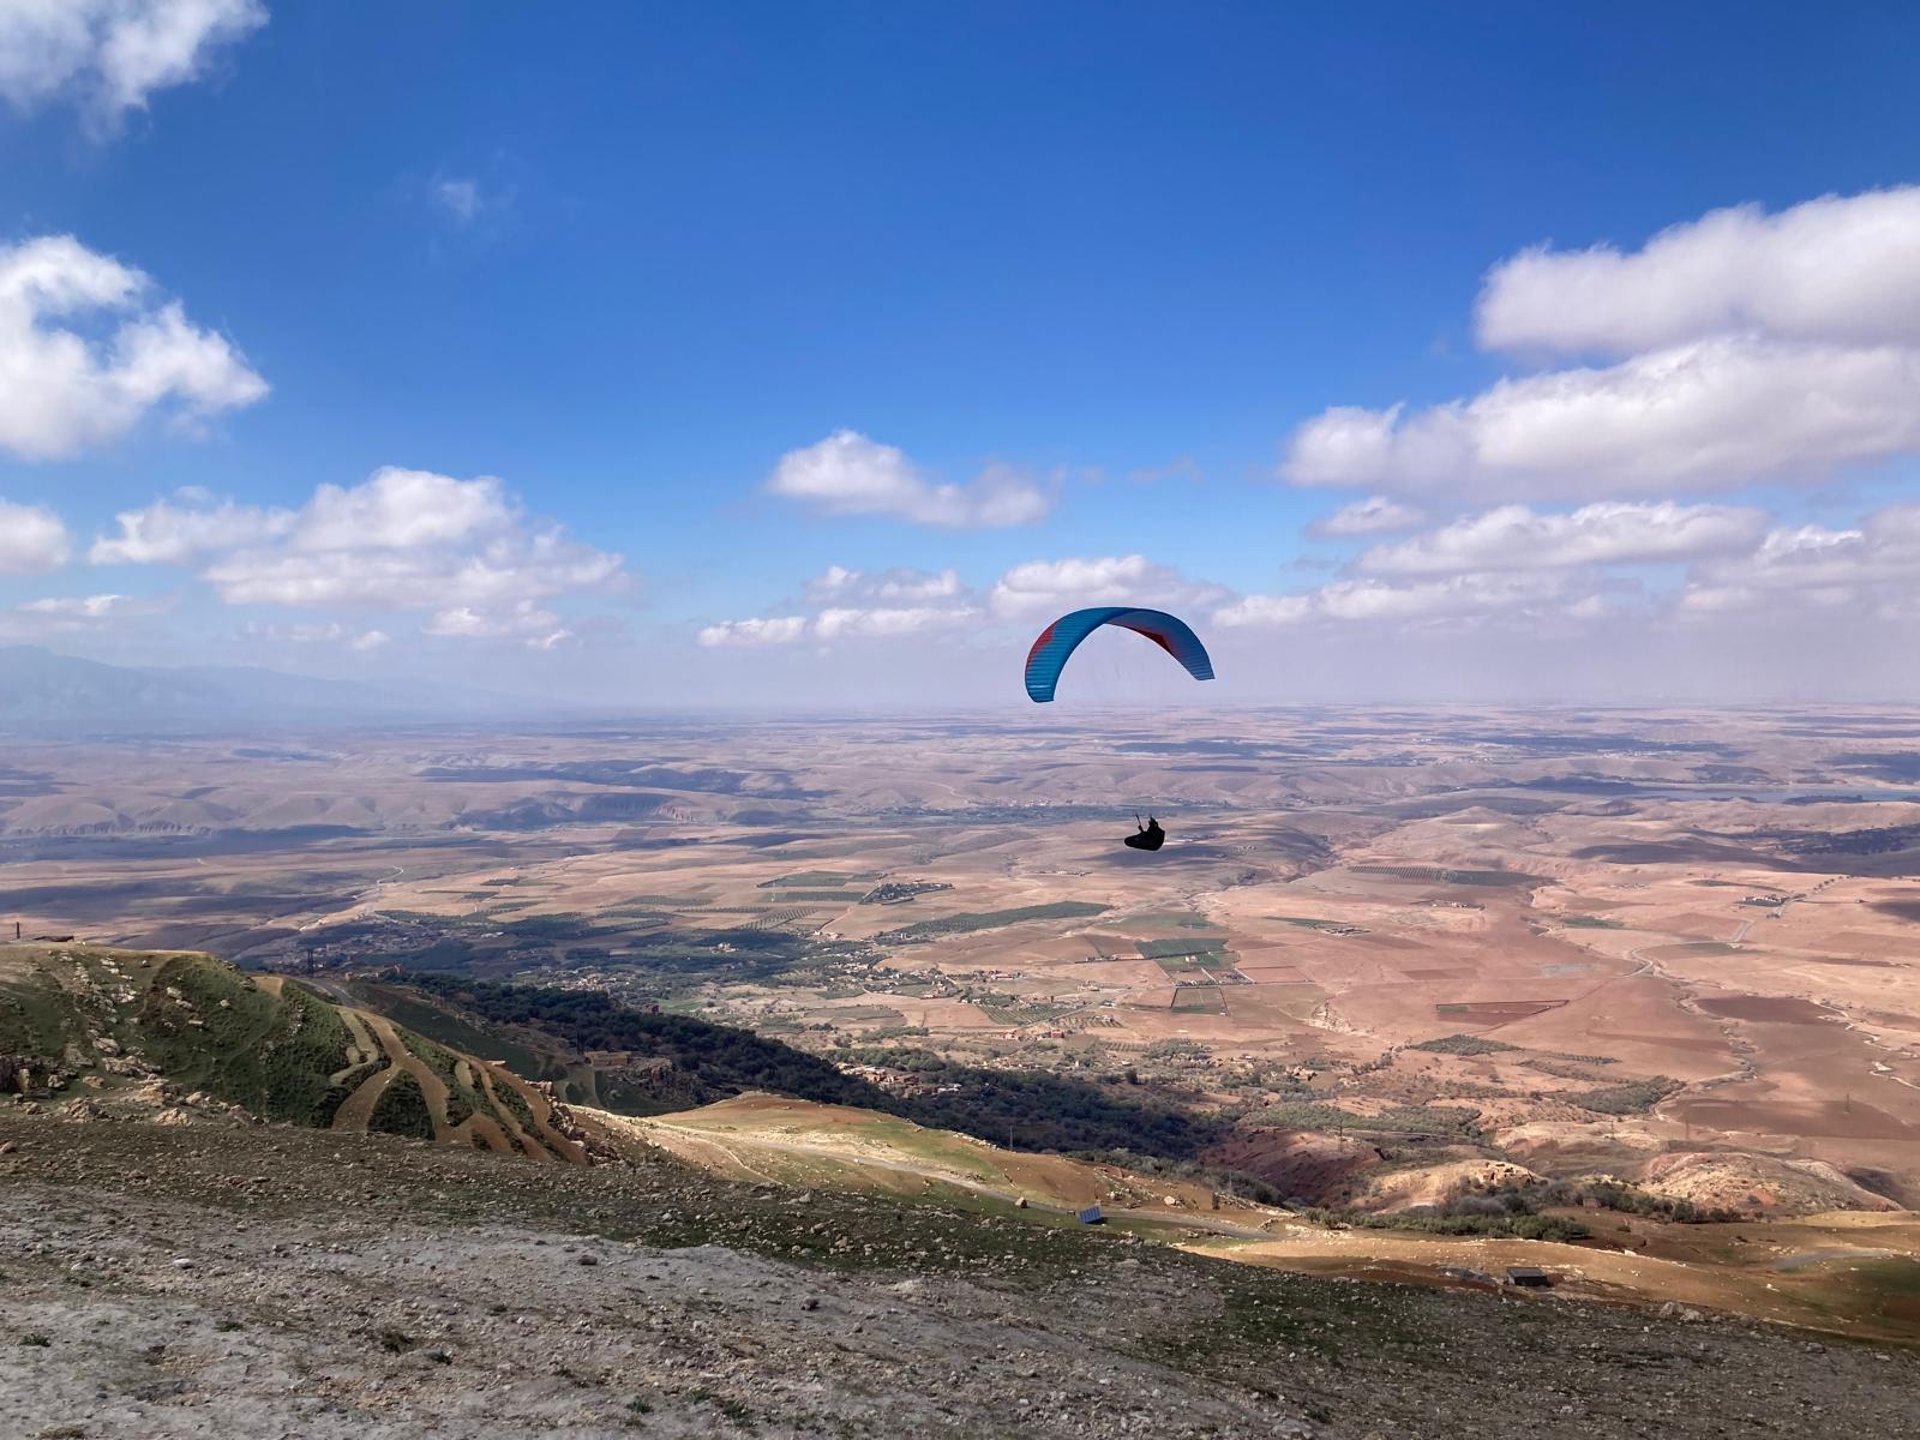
[{"left": 2, "top": 1113, "right": 1916, "bottom": 1439}]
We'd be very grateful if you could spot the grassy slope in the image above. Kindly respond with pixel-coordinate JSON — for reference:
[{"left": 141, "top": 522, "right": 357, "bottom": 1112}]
[
  {"left": 607, "top": 1091, "right": 1232, "bottom": 1216},
  {"left": 588, "top": 1090, "right": 1920, "bottom": 1341},
  {"left": 0, "top": 945, "right": 576, "bottom": 1159}
]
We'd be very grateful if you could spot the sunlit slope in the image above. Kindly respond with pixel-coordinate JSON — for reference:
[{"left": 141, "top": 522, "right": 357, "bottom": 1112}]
[
  {"left": 1191, "top": 1209, "right": 1920, "bottom": 1344},
  {"left": 589, "top": 1091, "right": 1252, "bottom": 1220},
  {"left": 581, "top": 1091, "right": 1920, "bottom": 1341},
  {"left": 0, "top": 944, "right": 583, "bottom": 1161}
]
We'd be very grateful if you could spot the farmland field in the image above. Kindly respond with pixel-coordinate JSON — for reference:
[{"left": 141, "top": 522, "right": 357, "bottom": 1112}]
[{"left": 7, "top": 705, "right": 1920, "bottom": 1311}]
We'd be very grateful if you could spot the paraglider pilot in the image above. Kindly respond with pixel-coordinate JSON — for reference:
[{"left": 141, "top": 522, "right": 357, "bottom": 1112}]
[{"left": 1124, "top": 814, "right": 1165, "bottom": 851}]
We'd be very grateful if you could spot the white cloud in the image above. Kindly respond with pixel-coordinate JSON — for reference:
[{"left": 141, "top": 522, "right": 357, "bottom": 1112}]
[
  {"left": 0, "top": 498, "right": 70, "bottom": 573},
  {"left": 806, "top": 564, "right": 861, "bottom": 598},
  {"left": 706, "top": 556, "right": 1228, "bottom": 664},
  {"left": 0, "top": 235, "right": 266, "bottom": 460},
  {"left": 425, "top": 600, "right": 573, "bottom": 650},
  {"left": 1478, "top": 187, "right": 1920, "bottom": 356},
  {"left": 101, "top": 468, "right": 622, "bottom": 644},
  {"left": 813, "top": 605, "right": 977, "bottom": 640},
  {"left": 1231, "top": 495, "right": 1920, "bottom": 636},
  {"left": 240, "top": 620, "right": 390, "bottom": 650},
  {"left": 1314, "top": 572, "right": 1572, "bottom": 623},
  {"left": 1212, "top": 594, "right": 1313, "bottom": 628},
  {"left": 0, "top": 0, "right": 265, "bottom": 129},
  {"left": 698, "top": 616, "right": 809, "bottom": 647},
  {"left": 1285, "top": 336, "right": 1920, "bottom": 501},
  {"left": 1286, "top": 187, "right": 1920, "bottom": 503},
  {"left": 1678, "top": 502, "right": 1920, "bottom": 619},
  {"left": 802, "top": 565, "right": 962, "bottom": 604},
  {"left": 1359, "top": 501, "right": 1767, "bottom": 575},
  {"left": 433, "top": 177, "right": 481, "bottom": 224},
  {"left": 705, "top": 562, "right": 980, "bottom": 649},
  {"left": 91, "top": 492, "right": 292, "bottom": 564},
  {"left": 988, "top": 554, "right": 1230, "bottom": 620},
  {"left": 769, "top": 430, "right": 1052, "bottom": 528},
  {"left": 1312, "top": 496, "right": 1424, "bottom": 536},
  {"left": 292, "top": 467, "right": 517, "bottom": 551},
  {"left": 16, "top": 592, "right": 133, "bottom": 619},
  {"left": 697, "top": 603, "right": 975, "bottom": 648},
  {"left": 1216, "top": 572, "right": 1581, "bottom": 630}
]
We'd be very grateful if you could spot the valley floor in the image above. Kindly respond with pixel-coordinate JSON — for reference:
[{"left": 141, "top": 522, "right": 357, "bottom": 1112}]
[{"left": 3, "top": 1116, "right": 1917, "bottom": 1439}]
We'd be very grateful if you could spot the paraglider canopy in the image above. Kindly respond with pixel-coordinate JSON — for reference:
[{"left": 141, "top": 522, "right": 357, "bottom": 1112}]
[{"left": 1023, "top": 606, "right": 1214, "bottom": 704}]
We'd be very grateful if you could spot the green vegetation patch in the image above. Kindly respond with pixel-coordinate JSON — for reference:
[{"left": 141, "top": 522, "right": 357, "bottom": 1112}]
[
  {"left": 368, "top": 1069, "right": 435, "bottom": 1140},
  {"left": 1268, "top": 915, "right": 1363, "bottom": 933},
  {"left": 1570, "top": 1076, "right": 1682, "bottom": 1115},
  {"left": 139, "top": 959, "right": 356, "bottom": 1126},
  {"left": 1561, "top": 915, "right": 1626, "bottom": 929},
  {"left": 1249, "top": 1101, "right": 1483, "bottom": 1138},
  {"left": 1297, "top": 1206, "right": 1589, "bottom": 1243},
  {"left": 876, "top": 901, "right": 1108, "bottom": 943},
  {"left": 1538, "top": 1177, "right": 1737, "bottom": 1224},
  {"left": 1410, "top": 1034, "right": 1520, "bottom": 1056},
  {"left": 314, "top": 1057, "right": 387, "bottom": 1128},
  {"left": 343, "top": 983, "right": 550, "bottom": 1078},
  {"left": 978, "top": 1004, "right": 1060, "bottom": 1025},
  {"left": 1138, "top": 938, "right": 1229, "bottom": 960},
  {"left": 1120, "top": 911, "right": 1222, "bottom": 931},
  {"left": 1152, "top": 954, "right": 1235, "bottom": 979},
  {"left": 486, "top": 1070, "right": 539, "bottom": 1138},
  {"left": 0, "top": 975, "right": 90, "bottom": 1060},
  {"left": 501, "top": 913, "right": 610, "bottom": 941},
  {"left": 399, "top": 1029, "right": 491, "bottom": 1128},
  {"left": 1152, "top": 1262, "right": 1424, "bottom": 1367},
  {"left": 1170, "top": 986, "right": 1228, "bottom": 1014},
  {"left": 1833, "top": 1257, "right": 1920, "bottom": 1325}
]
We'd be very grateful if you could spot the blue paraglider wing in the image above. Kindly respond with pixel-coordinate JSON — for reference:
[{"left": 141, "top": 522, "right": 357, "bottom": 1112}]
[{"left": 1023, "top": 607, "right": 1215, "bottom": 703}]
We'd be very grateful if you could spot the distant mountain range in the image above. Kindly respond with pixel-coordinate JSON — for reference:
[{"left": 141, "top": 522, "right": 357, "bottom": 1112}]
[{"left": 0, "top": 645, "right": 524, "bottom": 734}]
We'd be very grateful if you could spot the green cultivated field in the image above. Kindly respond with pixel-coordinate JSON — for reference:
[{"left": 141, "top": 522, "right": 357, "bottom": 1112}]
[
  {"left": 877, "top": 902, "right": 1108, "bottom": 943},
  {"left": 1138, "top": 938, "right": 1230, "bottom": 959}
]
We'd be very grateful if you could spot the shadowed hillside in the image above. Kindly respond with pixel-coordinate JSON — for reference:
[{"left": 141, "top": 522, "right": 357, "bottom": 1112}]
[{"left": 373, "top": 971, "right": 1231, "bottom": 1159}]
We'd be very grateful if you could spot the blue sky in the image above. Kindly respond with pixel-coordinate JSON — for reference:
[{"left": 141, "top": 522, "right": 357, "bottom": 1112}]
[{"left": 5, "top": 3, "right": 1920, "bottom": 707}]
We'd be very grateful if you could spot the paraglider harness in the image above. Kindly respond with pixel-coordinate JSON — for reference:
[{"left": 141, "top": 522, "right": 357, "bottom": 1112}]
[{"left": 1124, "top": 813, "right": 1165, "bottom": 851}]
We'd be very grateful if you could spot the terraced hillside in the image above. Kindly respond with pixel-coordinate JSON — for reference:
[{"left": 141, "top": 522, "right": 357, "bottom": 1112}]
[{"left": 0, "top": 945, "right": 582, "bottom": 1161}]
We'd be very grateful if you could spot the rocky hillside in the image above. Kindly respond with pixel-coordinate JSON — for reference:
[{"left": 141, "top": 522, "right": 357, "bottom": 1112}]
[{"left": 4, "top": 1113, "right": 1919, "bottom": 1439}]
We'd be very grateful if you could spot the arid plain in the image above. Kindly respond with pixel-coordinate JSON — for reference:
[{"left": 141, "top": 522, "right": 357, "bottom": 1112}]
[{"left": 8, "top": 707, "right": 1920, "bottom": 1327}]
